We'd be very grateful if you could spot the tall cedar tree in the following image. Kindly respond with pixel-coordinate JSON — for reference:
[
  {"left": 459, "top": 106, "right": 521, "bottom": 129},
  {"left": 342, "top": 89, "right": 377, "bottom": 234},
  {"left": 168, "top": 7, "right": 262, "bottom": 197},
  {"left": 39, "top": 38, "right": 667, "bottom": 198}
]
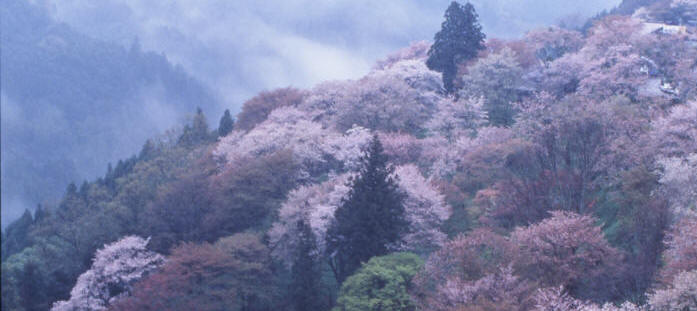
[
  {"left": 326, "top": 135, "right": 408, "bottom": 283},
  {"left": 426, "top": 1, "right": 485, "bottom": 93},
  {"left": 290, "top": 219, "right": 324, "bottom": 311},
  {"left": 217, "top": 109, "right": 235, "bottom": 137}
]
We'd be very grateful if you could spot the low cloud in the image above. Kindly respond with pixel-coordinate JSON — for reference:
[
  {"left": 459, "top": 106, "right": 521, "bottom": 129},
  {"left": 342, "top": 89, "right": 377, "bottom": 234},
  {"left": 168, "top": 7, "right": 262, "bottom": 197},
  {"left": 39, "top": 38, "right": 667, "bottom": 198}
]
[{"left": 43, "top": 0, "right": 620, "bottom": 112}]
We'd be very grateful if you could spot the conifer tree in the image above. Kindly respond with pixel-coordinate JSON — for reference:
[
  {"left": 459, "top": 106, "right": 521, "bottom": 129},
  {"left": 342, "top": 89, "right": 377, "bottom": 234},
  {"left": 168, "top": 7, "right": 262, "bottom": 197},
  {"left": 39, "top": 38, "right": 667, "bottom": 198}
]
[
  {"left": 427, "top": 1, "right": 485, "bottom": 93},
  {"left": 218, "top": 109, "right": 235, "bottom": 137},
  {"left": 138, "top": 139, "right": 157, "bottom": 160},
  {"left": 326, "top": 135, "right": 408, "bottom": 283},
  {"left": 290, "top": 219, "right": 323, "bottom": 311},
  {"left": 1, "top": 209, "right": 33, "bottom": 259}
]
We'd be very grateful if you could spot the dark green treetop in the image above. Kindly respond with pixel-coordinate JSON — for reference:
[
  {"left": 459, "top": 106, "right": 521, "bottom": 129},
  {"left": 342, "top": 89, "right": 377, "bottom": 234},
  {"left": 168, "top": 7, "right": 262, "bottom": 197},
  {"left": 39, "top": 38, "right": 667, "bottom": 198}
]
[
  {"left": 326, "top": 135, "right": 408, "bottom": 283},
  {"left": 427, "top": 1, "right": 485, "bottom": 93},
  {"left": 217, "top": 109, "right": 235, "bottom": 137}
]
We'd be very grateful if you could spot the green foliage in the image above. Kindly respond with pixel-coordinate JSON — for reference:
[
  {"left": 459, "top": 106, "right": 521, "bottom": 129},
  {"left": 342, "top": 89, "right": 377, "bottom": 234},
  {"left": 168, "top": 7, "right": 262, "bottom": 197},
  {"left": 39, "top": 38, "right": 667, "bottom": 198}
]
[
  {"left": 204, "top": 150, "right": 301, "bottom": 239},
  {"left": 327, "top": 135, "right": 408, "bottom": 283},
  {"left": 427, "top": 1, "right": 485, "bottom": 93},
  {"left": 1, "top": 132, "right": 202, "bottom": 308},
  {"left": 144, "top": 170, "right": 214, "bottom": 252},
  {"left": 333, "top": 253, "right": 423, "bottom": 311},
  {"left": 595, "top": 165, "right": 670, "bottom": 302},
  {"left": 2, "top": 238, "right": 83, "bottom": 311}
]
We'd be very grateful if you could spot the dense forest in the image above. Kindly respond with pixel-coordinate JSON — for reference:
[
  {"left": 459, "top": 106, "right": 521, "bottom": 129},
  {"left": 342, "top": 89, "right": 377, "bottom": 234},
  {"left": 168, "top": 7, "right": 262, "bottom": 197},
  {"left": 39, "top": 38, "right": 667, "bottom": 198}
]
[
  {"left": 0, "top": 0, "right": 221, "bottom": 227},
  {"left": 2, "top": 0, "right": 697, "bottom": 310}
]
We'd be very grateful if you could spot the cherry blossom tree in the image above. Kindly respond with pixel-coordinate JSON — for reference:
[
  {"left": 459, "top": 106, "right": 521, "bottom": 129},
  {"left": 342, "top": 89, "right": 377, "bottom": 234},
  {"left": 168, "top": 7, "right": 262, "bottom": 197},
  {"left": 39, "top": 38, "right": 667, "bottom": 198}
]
[
  {"left": 378, "top": 132, "right": 424, "bottom": 165},
  {"left": 659, "top": 212, "right": 697, "bottom": 283},
  {"left": 535, "top": 52, "right": 585, "bottom": 97},
  {"left": 333, "top": 74, "right": 436, "bottom": 134},
  {"left": 525, "top": 26, "right": 584, "bottom": 66},
  {"left": 411, "top": 229, "right": 521, "bottom": 311},
  {"left": 648, "top": 270, "right": 697, "bottom": 311},
  {"left": 461, "top": 47, "right": 524, "bottom": 126},
  {"left": 374, "top": 41, "right": 430, "bottom": 70},
  {"left": 657, "top": 154, "right": 697, "bottom": 212},
  {"left": 426, "top": 96, "right": 486, "bottom": 140},
  {"left": 110, "top": 234, "right": 275, "bottom": 311},
  {"left": 511, "top": 211, "right": 621, "bottom": 299},
  {"left": 394, "top": 164, "right": 452, "bottom": 254},
  {"left": 297, "top": 80, "right": 350, "bottom": 126},
  {"left": 51, "top": 236, "right": 164, "bottom": 311},
  {"left": 268, "top": 173, "right": 352, "bottom": 265},
  {"left": 322, "top": 125, "right": 373, "bottom": 171},
  {"left": 651, "top": 101, "right": 697, "bottom": 157},
  {"left": 214, "top": 106, "right": 331, "bottom": 178},
  {"left": 431, "top": 266, "right": 536, "bottom": 311},
  {"left": 269, "top": 165, "right": 450, "bottom": 265},
  {"left": 298, "top": 58, "right": 444, "bottom": 136},
  {"left": 424, "top": 126, "right": 519, "bottom": 183},
  {"left": 373, "top": 58, "right": 443, "bottom": 95},
  {"left": 235, "top": 87, "right": 306, "bottom": 132},
  {"left": 533, "top": 286, "right": 642, "bottom": 311}
]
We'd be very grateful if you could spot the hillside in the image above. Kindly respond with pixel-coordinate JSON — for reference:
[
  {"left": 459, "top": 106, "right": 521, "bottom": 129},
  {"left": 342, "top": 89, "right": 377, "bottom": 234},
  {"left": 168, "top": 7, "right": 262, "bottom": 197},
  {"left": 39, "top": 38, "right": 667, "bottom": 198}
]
[
  {"left": 0, "top": 0, "right": 221, "bottom": 227},
  {"left": 2, "top": 0, "right": 697, "bottom": 310}
]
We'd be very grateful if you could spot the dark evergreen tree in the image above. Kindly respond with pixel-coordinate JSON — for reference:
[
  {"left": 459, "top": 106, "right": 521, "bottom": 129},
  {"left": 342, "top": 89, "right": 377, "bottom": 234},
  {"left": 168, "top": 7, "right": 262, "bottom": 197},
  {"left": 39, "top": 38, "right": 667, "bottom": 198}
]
[
  {"left": 1, "top": 209, "right": 33, "bottom": 260},
  {"left": 290, "top": 219, "right": 324, "bottom": 311},
  {"left": 426, "top": 1, "right": 485, "bottom": 93},
  {"left": 138, "top": 139, "right": 158, "bottom": 160},
  {"left": 78, "top": 181, "right": 89, "bottom": 197},
  {"left": 326, "top": 135, "right": 408, "bottom": 283},
  {"left": 217, "top": 109, "right": 235, "bottom": 137}
]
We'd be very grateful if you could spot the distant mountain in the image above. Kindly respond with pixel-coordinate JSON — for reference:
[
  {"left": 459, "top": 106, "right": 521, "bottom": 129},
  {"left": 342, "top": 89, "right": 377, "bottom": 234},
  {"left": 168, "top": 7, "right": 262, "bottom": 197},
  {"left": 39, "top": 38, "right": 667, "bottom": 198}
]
[{"left": 0, "top": 0, "right": 222, "bottom": 227}]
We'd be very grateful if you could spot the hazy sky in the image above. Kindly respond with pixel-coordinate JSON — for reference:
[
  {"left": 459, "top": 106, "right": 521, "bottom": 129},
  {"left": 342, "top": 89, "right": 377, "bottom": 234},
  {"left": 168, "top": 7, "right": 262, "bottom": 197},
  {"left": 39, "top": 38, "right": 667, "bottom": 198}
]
[{"left": 43, "top": 0, "right": 621, "bottom": 112}]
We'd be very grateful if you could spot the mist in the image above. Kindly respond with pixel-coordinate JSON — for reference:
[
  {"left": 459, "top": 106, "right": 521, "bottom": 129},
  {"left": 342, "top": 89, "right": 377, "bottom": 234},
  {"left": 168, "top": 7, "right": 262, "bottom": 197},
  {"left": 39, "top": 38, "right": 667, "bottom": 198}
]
[
  {"left": 43, "top": 0, "right": 620, "bottom": 108},
  {"left": 1, "top": 0, "right": 620, "bottom": 227}
]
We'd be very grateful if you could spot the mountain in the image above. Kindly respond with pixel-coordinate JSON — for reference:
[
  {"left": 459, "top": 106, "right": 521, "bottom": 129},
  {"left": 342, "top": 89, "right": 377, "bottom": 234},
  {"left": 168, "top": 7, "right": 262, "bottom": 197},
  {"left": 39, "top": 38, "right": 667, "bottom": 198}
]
[{"left": 0, "top": 0, "right": 221, "bottom": 227}]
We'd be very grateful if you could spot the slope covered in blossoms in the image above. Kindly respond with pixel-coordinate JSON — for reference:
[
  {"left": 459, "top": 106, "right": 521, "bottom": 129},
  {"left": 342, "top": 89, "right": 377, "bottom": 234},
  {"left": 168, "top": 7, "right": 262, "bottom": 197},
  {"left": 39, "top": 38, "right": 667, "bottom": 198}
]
[{"left": 2, "top": 0, "right": 697, "bottom": 310}]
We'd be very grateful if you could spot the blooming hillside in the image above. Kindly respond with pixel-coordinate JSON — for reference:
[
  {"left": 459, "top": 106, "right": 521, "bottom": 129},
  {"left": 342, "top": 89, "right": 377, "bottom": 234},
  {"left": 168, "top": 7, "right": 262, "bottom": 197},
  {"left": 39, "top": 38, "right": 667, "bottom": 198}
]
[{"left": 2, "top": 1, "right": 697, "bottom": 310}]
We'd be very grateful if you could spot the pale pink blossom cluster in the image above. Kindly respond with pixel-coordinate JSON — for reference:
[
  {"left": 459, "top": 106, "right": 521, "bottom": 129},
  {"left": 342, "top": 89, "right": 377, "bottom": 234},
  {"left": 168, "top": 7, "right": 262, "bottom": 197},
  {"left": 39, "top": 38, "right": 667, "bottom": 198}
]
[
  {"left": 269, "top": 165, "right": 451, "bottom": 264},
  {"left": 533, "top": 286, "right": 642, "bottom": 311},
  {"left": 652, "top": 101, "right": 697, "bottom": 157},
  {"left": 51, "top": 236, "right": 164, "bottom": 311},
  {"left": 658, "top": 153, "right": 697, "bottom": 212},
  {"left": 268, "top": 173, "right": 352, "bottom": 265},
  {"left": 649, "top": 270, "right": 697, "bottom": 311},
  {"left": 394, "top": 164, "right": 452, "bottom": 253}
]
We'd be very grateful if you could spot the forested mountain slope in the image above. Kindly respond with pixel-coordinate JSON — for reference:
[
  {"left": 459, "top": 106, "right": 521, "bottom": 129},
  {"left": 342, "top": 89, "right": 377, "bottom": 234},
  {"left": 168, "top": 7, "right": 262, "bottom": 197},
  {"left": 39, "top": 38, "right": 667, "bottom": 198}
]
[
  {"left": 0, "top": 0, "right": 221, "bottom": 227},
  {"left": 2, "top": 0, "right": 697, "bottom": 310}
]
